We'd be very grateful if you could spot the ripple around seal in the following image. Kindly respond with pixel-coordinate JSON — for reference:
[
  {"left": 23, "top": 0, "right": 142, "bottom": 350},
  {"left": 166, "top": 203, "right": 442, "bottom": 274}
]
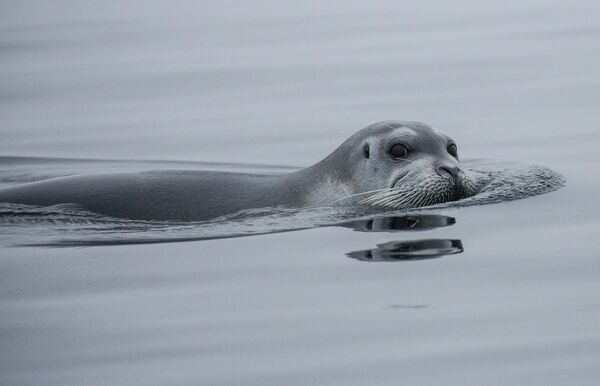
[{"left": 0, "top": 159, "right": 564, "bottom": 247}]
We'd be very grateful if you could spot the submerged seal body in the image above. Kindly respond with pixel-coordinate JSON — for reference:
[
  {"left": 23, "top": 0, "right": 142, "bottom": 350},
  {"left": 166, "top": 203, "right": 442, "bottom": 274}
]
[{"left": 0, "top": 121, "right": 479, "bottom": 221}]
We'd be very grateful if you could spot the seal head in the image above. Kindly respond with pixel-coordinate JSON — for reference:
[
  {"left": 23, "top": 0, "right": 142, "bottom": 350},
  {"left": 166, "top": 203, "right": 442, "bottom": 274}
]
[{"left": 321, "top": 120, "right": 479, "bottom": 209}]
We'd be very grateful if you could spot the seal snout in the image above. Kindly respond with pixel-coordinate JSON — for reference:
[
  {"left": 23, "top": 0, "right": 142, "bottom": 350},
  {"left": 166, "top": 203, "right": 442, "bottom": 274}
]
[
  {"left": 436, "top": 165, "right": 460, "bottom": 183},
  {"left": 436, "top": 164, "right": 476, "bottom": 200}
]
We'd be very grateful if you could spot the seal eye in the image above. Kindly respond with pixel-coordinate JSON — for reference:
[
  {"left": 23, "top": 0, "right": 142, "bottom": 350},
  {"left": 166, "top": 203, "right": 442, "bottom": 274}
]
[
  {"left": 447, "top": 144, "right": 458, "bottom": 159},
  {"left": 389, "top": 143, "right": 409, "bottom": 159},
  {"left": 363, "top": 143, "right": 370, "bottom": 158}
]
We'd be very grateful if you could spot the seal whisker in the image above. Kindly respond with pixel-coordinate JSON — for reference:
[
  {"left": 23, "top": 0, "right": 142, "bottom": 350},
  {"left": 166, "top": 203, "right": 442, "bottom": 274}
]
[
  {"left": 329, "top": 187, "right": 401, "bottom": 206},
  {"left": 367, "top": 191, "right": 408, "bottom": 207},
  {"left": 357, "top": 189, "right": 402, "bottom": 206}
]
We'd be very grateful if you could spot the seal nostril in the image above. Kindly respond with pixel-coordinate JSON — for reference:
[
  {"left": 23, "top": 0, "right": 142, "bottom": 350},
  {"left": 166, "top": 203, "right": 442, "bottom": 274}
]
[{"left": 437, "top": 165, "right": 460, "bottom": 182}]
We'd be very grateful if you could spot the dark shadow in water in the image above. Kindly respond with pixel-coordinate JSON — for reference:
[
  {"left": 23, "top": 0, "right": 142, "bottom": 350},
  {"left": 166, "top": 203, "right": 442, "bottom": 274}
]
[
  {"left": 347, "top": 239, "right": 463, "bottom": 262},
  {"left": 338, "top": 214, "right": 455, "bottom": 232}
]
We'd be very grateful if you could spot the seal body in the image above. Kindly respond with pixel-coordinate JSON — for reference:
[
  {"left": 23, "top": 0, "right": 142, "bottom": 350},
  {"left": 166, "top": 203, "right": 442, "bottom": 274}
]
[
  {"left": 0, "top": 170, "right": 334, "bottom": 221},
  {"left": 0, "top": 121, "right": 479, "bottom": 221}
]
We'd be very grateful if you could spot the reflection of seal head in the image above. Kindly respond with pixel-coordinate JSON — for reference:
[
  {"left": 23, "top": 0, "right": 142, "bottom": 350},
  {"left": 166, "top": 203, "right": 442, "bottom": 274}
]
[
  {"left": 0, "top": 121, "right": 479, "bottom": 221},
  {"left": 339, "top": 214, "right": 456, "bottom": 232}
]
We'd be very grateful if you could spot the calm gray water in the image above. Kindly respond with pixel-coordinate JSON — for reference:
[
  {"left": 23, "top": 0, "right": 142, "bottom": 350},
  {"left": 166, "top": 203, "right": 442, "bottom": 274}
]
[{"left": 1, "top": 1, "right": 600, "bottom": 385}]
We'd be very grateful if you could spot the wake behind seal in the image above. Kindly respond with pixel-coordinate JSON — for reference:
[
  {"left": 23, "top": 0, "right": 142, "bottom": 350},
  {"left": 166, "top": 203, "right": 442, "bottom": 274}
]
[{"left": 0, "top": 121, "right": 480, "bottom": 221}]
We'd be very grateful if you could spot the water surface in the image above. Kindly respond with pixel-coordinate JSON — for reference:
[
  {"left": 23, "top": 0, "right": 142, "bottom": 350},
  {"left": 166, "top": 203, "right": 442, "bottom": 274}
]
[{"left": 1, "top": 1, "right": 599, "bottom": 385}]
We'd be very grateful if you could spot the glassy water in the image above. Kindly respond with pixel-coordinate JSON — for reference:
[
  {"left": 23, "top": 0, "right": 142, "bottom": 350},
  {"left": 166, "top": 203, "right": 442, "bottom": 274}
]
[{"left": 1, "top": 1, "right": 599, "bottom": 385}]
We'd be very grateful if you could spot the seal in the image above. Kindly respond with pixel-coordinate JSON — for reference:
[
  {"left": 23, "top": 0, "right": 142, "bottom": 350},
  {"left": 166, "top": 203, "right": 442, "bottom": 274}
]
[{"left": 0, "top": 121, "right": 479, "bottom": 221}]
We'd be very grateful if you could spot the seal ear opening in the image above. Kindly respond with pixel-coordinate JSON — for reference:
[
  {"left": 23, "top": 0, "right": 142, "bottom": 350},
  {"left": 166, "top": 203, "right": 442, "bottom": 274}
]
[{"left": 363, "top": 142, "right": 370, "bottom": 159}]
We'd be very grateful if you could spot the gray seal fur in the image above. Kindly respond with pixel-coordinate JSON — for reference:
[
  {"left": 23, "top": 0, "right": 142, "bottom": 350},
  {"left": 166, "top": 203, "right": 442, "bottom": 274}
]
[{"left": 0, "top": 121, "right": 478, "bottom": 221}]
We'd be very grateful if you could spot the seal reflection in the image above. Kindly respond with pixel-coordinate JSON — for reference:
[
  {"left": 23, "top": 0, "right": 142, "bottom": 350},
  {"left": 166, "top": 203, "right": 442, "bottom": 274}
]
[
  {"left": 339, "top": 214, "right": 455, "bottom": 232},
  {"left": 341, "top": 214, "right": 463, "bottom": 262},
  {"left": 347, "top": 239, "right": 463, "bottom": 262}
]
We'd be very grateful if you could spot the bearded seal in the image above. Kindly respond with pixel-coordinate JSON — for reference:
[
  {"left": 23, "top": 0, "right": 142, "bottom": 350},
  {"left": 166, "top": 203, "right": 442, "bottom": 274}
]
[{"left": 0, "top": 121, "right": 479, "bottom": 221}]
